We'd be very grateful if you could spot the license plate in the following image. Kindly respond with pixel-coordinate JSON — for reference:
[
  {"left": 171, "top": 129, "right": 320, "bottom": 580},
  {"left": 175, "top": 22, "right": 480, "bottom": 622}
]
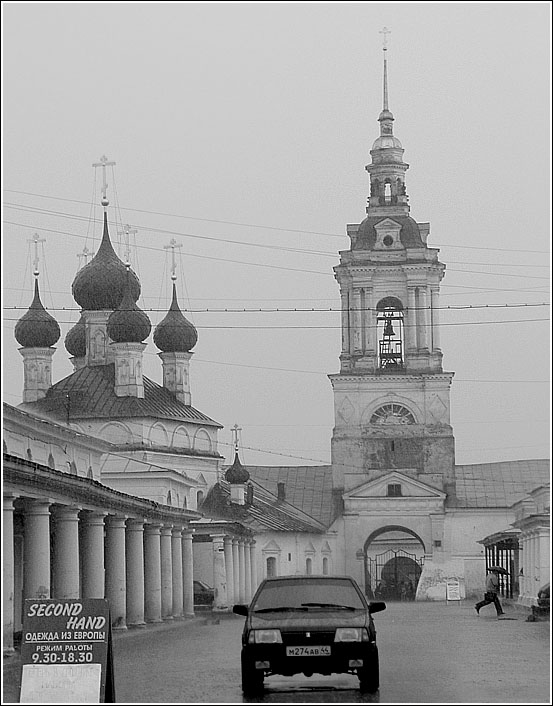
[{"left": 286, "top": 645, "right": 331, "bottom": 657}]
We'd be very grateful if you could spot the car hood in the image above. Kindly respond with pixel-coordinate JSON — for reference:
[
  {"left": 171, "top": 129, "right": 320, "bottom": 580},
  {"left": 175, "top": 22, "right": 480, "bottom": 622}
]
[{"left": 249, "top": 610, "right": 368, "bottom": 630}]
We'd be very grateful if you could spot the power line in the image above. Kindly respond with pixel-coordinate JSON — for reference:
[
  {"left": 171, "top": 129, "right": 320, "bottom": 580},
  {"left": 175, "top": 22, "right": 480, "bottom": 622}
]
[
  {"left": 4, "top": 205, "right": 550, "bottom": 279},
  {"left": 3, "top": 188, "right": 550, "bottom": 255},
  {"left": 3, "top": 302, "right": 550, "bottom": 313}
]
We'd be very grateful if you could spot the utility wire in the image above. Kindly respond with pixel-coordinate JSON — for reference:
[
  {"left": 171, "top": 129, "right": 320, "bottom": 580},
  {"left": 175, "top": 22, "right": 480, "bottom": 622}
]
[{"left": 3, "top": 189, "right": 550, "bottom": 255}]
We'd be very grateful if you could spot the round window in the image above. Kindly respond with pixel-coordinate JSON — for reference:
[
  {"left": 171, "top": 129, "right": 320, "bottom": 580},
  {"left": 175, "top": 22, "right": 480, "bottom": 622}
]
[{"left": 383, "top": 235, "right": 394, "bottom": 247}]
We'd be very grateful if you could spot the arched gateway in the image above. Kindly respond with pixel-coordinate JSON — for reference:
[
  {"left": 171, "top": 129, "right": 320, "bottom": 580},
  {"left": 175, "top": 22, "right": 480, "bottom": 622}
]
[{"left": 364, "top": 526, "right": 425, "bottom": 601}]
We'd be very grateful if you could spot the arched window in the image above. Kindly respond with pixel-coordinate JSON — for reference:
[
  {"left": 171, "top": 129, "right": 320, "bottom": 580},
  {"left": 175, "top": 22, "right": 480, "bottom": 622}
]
[
  {"left": 167, "top": 490, "right": 172, "bottom": 505},
  {"left": 370, "top": 403, "right": 415, "bottom": 425},
  {"left": 47, "top": 453, "right": 55, "bottom": 469},
  {"left": 322, "top": 557, "right": 329, "bottom": 575},
  {"left": 87, "top": 466, "right": 93, "bottom": 479},
  {"left": 69, "top": 461, "right": 77, "bottom": 476},
  {"left": 183, "top": 496, "right": 188, "bottom": 509},
  {"left": 305, "top": 557, "right": 313, "bottom": 575},
  {"left": 376, "top": 297, "right": 405, "bottom": 370},
  {"left": 266, "top": 557, "right": 277, "bottom": 577},
  {"left": 197, "top": 490, "right": 205, "bottom": 507}
]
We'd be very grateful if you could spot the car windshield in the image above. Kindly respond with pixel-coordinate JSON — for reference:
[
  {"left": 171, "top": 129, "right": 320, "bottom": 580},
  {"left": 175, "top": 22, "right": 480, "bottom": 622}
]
[{"left": 252, "top": 578, "right": 365, "bottom": 612}]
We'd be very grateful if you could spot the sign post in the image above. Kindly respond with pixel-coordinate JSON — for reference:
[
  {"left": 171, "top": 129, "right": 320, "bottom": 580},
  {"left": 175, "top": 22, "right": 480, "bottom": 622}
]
[
  {"left": 19, "top": 598, "right": 115, "bottom": 703},
  {"left": 446, "top": 580, "right": 461, "bottom": 603}
]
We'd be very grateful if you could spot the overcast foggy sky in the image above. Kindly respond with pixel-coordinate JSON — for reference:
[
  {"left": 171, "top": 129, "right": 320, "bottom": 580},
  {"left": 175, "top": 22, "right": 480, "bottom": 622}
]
[{"left": 2, "top": 2, "right": 551, "bottom": 467}]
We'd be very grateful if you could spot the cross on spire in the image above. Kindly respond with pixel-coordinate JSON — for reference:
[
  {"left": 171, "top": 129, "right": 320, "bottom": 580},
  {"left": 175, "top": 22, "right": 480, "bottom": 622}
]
[
  {"left": 92, "top": 154, "right": 116, "bottom": 207},
  {"left": 28, "top": 233, "right": 46, "bottom": 277},
  {"left": 164, "top": 238, "right": 183, "bottom": 281},
  {"left": 119, "top": 224, "right": 138, "bottom": 265},
  {"left": 231, "top": 424, "right": 242, "bottom": 452},
  {"left": 380, "top": 26, "right": 391, "bottom": 51},
  {"left": 77, "top": 245, "right": 94, "bottom": 269}
]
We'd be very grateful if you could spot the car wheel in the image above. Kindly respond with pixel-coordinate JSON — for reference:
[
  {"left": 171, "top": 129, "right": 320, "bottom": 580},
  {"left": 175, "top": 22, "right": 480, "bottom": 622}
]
[
  {"left": 241, "top": 652, "right": 264, "bottom": 697},
  {"left": 358, "top": 644, "right": 379, "bottom": 693}
]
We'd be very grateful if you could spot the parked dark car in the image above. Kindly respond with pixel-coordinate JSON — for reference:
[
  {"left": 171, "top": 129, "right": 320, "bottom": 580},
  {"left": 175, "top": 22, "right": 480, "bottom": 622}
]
[
  {"left": 193, "top": 579, "right": 214, "bottom": 606},
  {"left": 233, "top": 574, "right": 386, "bottom": 696}
]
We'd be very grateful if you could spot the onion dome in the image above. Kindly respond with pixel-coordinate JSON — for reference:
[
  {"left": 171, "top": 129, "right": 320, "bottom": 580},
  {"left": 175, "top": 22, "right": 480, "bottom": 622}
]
[
  {"left": 72, "top": 212, "right": 140, "bottom": 310},
  {"left": 15, "top": 280, "right": 60, "bottom": 348},
  {"left": 225, "top": 453, "right": 250, "bottom": 484},
  {"left": 65, "top": 313, "right": 86, "bottom": 357},
  {"left": 107, "top": 275, "right": 151, "bottom": 343},
  {"left": 153, "top": 283, "right": 198, "bottom": 352}
]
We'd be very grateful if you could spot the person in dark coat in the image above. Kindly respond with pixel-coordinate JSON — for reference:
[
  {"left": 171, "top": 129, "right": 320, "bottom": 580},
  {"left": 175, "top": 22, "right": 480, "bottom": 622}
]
[{"left": 475, "top": 569, "right": 505, "bottom": 616}]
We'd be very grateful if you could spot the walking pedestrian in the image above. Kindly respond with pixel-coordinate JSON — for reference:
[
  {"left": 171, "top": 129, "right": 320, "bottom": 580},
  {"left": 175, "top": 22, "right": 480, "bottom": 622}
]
[{"left": 475, "top": 568, "right": 505, "bottom": 617}]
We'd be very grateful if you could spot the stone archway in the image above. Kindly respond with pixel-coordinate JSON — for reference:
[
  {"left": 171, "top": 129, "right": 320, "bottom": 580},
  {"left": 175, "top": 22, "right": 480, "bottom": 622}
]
[{"left": 364, "top": 525, "right": 425, "bottom": 601}]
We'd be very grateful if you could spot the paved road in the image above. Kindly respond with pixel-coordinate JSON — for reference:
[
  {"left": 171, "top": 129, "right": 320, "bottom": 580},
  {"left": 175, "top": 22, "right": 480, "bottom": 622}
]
[{"left": 3, "top": 601, "right": 550, "bottom": 703}]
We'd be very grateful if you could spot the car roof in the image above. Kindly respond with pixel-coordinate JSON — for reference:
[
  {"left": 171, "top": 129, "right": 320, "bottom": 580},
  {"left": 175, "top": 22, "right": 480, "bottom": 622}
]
[{"left": 262, "top": 575, "right": 356, "bottom": 581}]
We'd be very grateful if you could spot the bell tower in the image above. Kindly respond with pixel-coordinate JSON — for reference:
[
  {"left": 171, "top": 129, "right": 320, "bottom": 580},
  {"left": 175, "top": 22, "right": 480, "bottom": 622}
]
[{"left": 330, "top": 32, "right": 456, "bottom": 499}]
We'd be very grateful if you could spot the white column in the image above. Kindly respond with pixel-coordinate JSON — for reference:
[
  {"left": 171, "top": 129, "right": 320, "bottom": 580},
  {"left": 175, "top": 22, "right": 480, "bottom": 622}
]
[
  {"left": 160, "top": 525, "right": 173, "bottom": 620},
  {"left": 244, "top": 540, "right": 252, "bottom": 603},
  {"left": 212, "top": 534, "right": 228, "bottom": 612},
  {"left": 171, "top": 528, "right": 183, "bottom": 619},
  {"left": 53, "top": 506, "right": 80, "bottom": 598},
  {"left": 406, "top": 287, "right": 417, "bottom": 351},
  {"left": 80, "top": 511, "right": 106, "bottom": 599},
  {"left": 125, "top": 519, "right": 145, "bottom": 627},
  {"left": 224, "top": 536, "right": 235, "bottom": 607},
  {"left": 144, "top": 523, "right": 162, "bottom": 623},
  {"left": 24, "top": 500, "right": 51, "bottom": 599},
  {"left": 340, "top": 291, "right": 349, "bottom": 354},
  {"left": 249, "top": 542, "right": 257, "bottom": 596},
  {"left": 430, "top": 288, "right": 441, "bottom": 351},
  {"left": 105, "top": 515, "right": 127, "bottom": 629},
  {"left": 352, "top": 288, "right": 362, "bottom": 353},
  {"left": 182, "top": 530, "right": 194, "bottom": 617},
  {"left": 3, "top": 495, "right": 16, "bottom": 652},
  {"left": 232, "top": 539, "right": 240, "bottom": 604},
  {"left": 238, "top": 541, "right": 246, "bottom": 604},
  {"left": 418, "top": 288, "right": 429, "bottom": 350}
]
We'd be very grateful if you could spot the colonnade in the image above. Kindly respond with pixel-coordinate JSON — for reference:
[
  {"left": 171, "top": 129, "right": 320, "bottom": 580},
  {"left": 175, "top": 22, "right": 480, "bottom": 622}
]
[
  {"left": 210, "top": 534, "right": 256, "bottom": 612},
  {"left": 517, "top": 527, "right": 550, "bottom": 606},
  {"left": 3, "top": 493, "right": 197, "bottom": 652}
]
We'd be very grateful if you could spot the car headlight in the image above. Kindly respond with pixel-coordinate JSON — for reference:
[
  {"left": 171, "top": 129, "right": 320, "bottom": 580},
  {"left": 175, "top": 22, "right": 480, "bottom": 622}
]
[
  {"left": 248, "top": 629, "right": 283, "bottom": 644},
  {"left": 334, "top": 627, "right": 370, "bottom": 642}
]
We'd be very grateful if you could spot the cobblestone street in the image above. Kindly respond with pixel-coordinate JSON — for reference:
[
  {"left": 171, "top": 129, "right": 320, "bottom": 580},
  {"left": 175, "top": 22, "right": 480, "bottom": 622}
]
[{"left": 4, "top": 600, "right": 550, "bottom": 703}]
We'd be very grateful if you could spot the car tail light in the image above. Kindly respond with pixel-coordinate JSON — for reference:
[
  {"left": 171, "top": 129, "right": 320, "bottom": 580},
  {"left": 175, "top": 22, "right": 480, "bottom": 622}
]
[
  {"left": 334, "top": 627, "right": 370, "bottom": 642},
  {"left": 248, "top": 629, "right": 283, "bottom": 644}
]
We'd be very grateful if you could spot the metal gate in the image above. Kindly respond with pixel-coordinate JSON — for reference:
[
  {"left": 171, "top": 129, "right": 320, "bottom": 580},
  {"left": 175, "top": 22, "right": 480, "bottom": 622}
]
[{"left": 366, "top": 549, "right": 424, "bottom": 601}]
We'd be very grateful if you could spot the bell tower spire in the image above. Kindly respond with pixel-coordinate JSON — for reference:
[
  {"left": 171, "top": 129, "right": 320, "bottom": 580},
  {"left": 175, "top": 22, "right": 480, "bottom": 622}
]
[{"left": 330, "top": 31, "right": 455, "bottom": 503}]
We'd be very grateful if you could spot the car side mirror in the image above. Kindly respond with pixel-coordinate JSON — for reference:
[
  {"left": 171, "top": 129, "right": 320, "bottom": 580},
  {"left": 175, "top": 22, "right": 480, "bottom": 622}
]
[
  {"left": 233, "top": 604, "right": 249, "bottom": 616},
  {"left": 369, "top": 601, "right": 386, "bottom": 614}
]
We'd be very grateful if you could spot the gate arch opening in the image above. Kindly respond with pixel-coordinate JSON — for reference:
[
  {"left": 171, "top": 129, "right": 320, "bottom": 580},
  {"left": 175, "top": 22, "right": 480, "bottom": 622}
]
[{"left": 364, "top": 525, "right": 425, "bottom": 601}]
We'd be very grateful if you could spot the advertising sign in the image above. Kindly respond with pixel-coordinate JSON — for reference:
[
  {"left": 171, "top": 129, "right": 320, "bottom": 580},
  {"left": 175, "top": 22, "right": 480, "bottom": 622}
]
[
  {"left": 20, "top": 599, "right": 115, "bottom": 703},
  {"left": 446, "top": 580, "right": 461, "bottom": 601}
]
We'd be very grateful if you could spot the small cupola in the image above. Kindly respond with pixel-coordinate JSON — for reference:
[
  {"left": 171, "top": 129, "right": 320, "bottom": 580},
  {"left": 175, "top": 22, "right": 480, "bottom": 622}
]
[
  {"left": 15, "top": 255, "right": 60, "bottom": 403},
  {"left": 107, "top": 271, "right": 151, "bottom": 344},
  {"left": 65, "top": 313, "right": 87, "bottom": 369},
  {"left": 15, "top": 279, "right": 60, "bottom": 349},
  {"left": 155, "top": 268, "right": 197, "bottom": 405},
  {"left": 225, "top": 424, "right": 250, "bottom": 505},
  {"left": 153, "top": 282, "right": 197, "bottom": 353},
  {"left": 107, "top": 269, "right": 150, "bottom": 399}
]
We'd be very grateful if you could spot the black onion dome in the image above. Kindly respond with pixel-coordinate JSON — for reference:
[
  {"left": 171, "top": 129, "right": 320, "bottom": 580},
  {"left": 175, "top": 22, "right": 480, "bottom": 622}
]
[
  {"left": 15, "top": 280, "right": 60, "bottom": 348},
  {"left": 153, "top": 283, "right": 198, "bottom": 352},
  {"left": 65, "top": 313, "right": 87, "bottom": 357},
  {"left": 72, "top": 212, "right": 140, "bottom": 310},
  {"left": 107, "top": 277, "right": 151, "bottom": 343},
  {"left": 225, "top": 453, "right": 250, "bottom": 484}
]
